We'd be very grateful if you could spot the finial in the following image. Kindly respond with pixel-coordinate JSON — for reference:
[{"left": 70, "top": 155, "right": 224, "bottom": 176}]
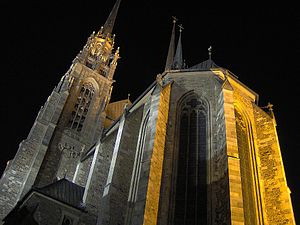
[
  {"left": 172, "top": 16, "right": 178, "bottom": 24},
  {"left": 267, "top": 102, "right": 273, "bottom": 111},
  {"left": 208, "top": 46, "right": 212, "bottom": 60},
  {"left": 178, "top": 24, "right": 184, "bottom": 32},
  {"left": 127, "top": 93, "right": 130, "bottom": 102}
]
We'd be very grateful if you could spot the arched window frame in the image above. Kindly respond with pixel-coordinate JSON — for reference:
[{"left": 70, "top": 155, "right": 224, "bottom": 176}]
[
  {"left": 234, "top": 106, "right": 263, "bottom": 224},
  {"left": 170, "top": 92, "right": 212, "bottom": 225}
]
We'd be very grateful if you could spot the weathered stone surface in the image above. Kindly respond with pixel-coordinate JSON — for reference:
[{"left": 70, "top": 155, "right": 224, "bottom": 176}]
[
  {"left": 142, "top": 83, "right": 171, "bottom": 225},
  {"left": 223, "top": 84, "right": 245, "bottom": 224},
  {"left": 98, "top": 105, "right": 144, "bottom": 225},
  {"left": 0, "top": 88, "right": 68, "bottom": 220},
  {"left": 253, "top": 106, "right": 295, "bottom": 225}
]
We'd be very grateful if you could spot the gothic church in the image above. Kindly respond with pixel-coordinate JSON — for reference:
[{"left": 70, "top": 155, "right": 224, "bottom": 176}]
[{"left": 0, "top": 1, "right": 295, "bottom": 224}]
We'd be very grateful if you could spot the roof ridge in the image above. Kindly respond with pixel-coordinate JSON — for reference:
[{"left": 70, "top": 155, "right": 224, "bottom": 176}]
[{"left": 189, "top": 58, "right": 219, "bottom": 70}]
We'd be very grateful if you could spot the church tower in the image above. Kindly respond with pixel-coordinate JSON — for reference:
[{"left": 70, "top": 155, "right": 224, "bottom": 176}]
[{"left": 0, "top": 0, "right": 121, "bottom": 221}]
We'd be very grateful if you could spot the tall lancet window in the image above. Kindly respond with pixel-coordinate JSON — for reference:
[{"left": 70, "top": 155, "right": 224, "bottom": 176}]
[
  {"left": 235, "top": 109, "right": 258, "bottom": 225},
  {"left": 69, "top": 82, "right": 95, "bottom": 132},
  {"left": 174, "top": 97, "right": 208, "bottom": 225}
]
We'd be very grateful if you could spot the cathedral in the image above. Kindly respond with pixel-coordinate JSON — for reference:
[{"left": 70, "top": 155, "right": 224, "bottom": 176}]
[{"left": 0, "top": 1, "right": 296, "bottom": 225}]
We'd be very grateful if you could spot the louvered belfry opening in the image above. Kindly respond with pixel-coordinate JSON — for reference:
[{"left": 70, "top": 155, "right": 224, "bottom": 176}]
[
  {"left": 69, "top": 82, "right": 95, "bottom": 132},
  {"left": 174, "top": 97, "right": 208, "bottom": 225}
]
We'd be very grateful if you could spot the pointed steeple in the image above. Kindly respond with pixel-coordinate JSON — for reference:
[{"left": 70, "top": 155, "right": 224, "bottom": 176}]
[
  {"left": 75, "top": 0, "right": 121, "bottom": 77},
  {"left": 165, "top": 17, "right": 177, "bottom": 71},
  {"left": 172, "top": 24, "right": 184, "bottom": 70},
  {"left": 102, "top": 0, "right": 121, "bottom": 35}
]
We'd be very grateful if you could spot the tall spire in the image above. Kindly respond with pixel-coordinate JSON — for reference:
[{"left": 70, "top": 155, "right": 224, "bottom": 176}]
[
  {"left": 172, "top": 24, "right": 184, "bottom": 70},
  {"left": 164, "top": 16, "right": 177, "bottom": 71},
  {"left": 102, "top": 0, "right": 121, "bottom": 35}
]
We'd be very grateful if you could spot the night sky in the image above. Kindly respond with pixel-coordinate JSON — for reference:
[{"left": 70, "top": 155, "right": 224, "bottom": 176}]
[{"left": 1, "top": 1, "right": 299, "bottom": 222}]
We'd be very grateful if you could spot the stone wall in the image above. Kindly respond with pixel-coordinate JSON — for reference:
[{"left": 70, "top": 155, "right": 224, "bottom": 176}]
[
  {"left": 0, "top": 89, "right": 69, "bottom": 221},
  {"left": 81, "top": 129, "right": 118, "bottom": 219},
  {"left": 222, "top": 81, "right": 245, "bottom": 224},
  {"left": 156, "top": 82, "right": 184, "bottom": 225},
  {"left": 129, "top": 85, "right": 161, "bottom": 225},
  {"left": 98, "top": 105, "right": 144, "bottom": 225},
  {"left": 211, "top": 83, "right": 230, "bottom": 225},
  {"left": 253, "top": 106, "right": 295, "bottom": 224},
  {"left": 142, "top": 83, "right": 171, "bottom": 225}
]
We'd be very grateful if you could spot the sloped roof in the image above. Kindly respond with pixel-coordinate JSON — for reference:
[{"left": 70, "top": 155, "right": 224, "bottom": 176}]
[
  {"left": 189, "top": 59, "right": 219, "bottom": 70},
  {"left": 105, "top": 99, "right": 131, "bottom": 128},
  {"left": 34, "top": 178, "right": 85, "bottom": 209},
  {"left": 103, "top": 80, "right": 157, "bottom": 138}
]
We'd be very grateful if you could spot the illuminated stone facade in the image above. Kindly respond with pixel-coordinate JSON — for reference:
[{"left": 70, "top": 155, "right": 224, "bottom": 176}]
[{"left": 0, "top": 1, "right": 295, "bottom": 224}]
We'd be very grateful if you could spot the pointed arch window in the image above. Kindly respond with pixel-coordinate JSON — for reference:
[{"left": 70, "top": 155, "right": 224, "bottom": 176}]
[
  {"left": 69, "top": 82, "right": 95, "bottom": 132},
  {"left": 234, "top": 109, "right": 259, "bottom": 225},
  {"left": 174, "top": 97, "right": 208, "bottom": 225}
]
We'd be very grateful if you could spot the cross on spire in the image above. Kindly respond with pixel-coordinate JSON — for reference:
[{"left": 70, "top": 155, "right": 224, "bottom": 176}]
[
  {"left": 178, "top": 24, "right": 184, "bottom": 32},
  {"left": 208, "top": 46, "right": 212, "bottom": 60},
  {"left": 172, "top": 16, "right": 178, "bottom": 24}
]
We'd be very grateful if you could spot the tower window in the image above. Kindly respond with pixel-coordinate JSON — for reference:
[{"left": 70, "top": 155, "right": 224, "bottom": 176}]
[
  {"left": 86, "top": 61, "right": 93, "bottom": 69},
  {"left": 69, "top": 82, "right": 95, "bottom": 132},
  {"left": 174, "top": 97, "right": 208, "bottom": 225}
]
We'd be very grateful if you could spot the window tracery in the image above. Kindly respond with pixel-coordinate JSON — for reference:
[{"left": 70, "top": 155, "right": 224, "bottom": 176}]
[{"left": 174, "top": 96, "right": 208, "bottom": 225}]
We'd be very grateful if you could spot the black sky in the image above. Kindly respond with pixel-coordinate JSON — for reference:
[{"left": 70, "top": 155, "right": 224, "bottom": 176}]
[{"left": 1, "top": 1, "right": 299, "bottom": 222}]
